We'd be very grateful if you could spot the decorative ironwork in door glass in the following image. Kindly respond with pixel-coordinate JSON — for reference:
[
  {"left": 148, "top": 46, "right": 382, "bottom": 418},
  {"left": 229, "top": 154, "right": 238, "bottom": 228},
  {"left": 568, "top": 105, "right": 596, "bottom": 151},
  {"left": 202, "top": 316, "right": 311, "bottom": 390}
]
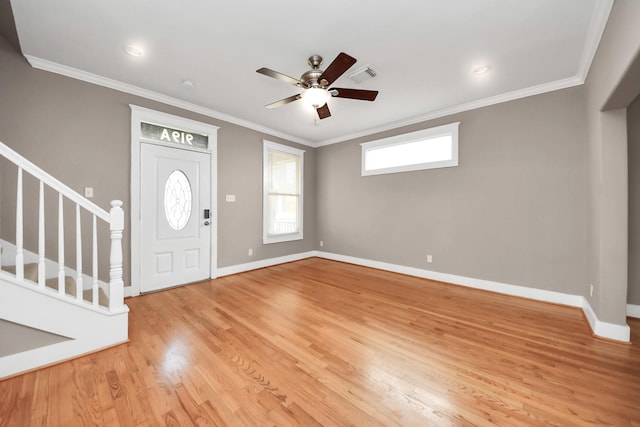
[{"left": 164, "top": 170, "right": 192, "bottom": 231}]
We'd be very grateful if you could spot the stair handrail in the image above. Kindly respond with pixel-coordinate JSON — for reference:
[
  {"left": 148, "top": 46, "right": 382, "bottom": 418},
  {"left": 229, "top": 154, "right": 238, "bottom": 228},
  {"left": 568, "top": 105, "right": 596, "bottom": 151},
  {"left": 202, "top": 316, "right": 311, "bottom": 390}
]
[
  {"left": 0, "top": 143, "right": 109, "bottom": 221},
  {"left": 0, "top": 141, "right": 125, "bottom": 312}
]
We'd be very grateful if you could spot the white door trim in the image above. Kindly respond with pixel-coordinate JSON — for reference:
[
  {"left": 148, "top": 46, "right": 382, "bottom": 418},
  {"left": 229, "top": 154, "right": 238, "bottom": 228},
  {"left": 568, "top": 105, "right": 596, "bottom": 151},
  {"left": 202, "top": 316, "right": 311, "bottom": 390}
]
[{"left": 129, "top": 105, "right": 219, "bottom": 297}]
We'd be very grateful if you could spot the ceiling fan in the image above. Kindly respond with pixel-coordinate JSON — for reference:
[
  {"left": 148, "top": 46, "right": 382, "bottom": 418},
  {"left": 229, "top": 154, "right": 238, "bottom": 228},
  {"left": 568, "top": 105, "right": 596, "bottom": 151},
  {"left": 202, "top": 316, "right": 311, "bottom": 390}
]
[{"left": 256, "top": 52, "right": 379, "bottom": 119}]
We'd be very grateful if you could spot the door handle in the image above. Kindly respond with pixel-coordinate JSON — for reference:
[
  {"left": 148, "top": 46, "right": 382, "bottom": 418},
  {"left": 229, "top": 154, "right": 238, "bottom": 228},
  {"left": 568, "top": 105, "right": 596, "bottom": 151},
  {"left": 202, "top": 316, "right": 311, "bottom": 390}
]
[{"left": 204, "top": 221, "right": 210, "bottom": 226}]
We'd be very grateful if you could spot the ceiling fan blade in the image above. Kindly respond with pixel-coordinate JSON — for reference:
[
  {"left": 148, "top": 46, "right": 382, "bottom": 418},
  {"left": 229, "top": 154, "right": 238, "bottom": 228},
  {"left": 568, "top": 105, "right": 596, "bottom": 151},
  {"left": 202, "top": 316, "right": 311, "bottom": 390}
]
[
  {"left": 331, "top": 88, "right": 379, "bottom": 101},
  {"left": 265, "top": 94, "right": 302, "bottom": 109},
  {"left": 316, "top": 103, "right": 331, "bottom": 119},
  {"left": 318, "top": 52, "right": 357, "bottom": 86},
  {"left": 257, "top": 68, "right": 306, "bottom": 87}
]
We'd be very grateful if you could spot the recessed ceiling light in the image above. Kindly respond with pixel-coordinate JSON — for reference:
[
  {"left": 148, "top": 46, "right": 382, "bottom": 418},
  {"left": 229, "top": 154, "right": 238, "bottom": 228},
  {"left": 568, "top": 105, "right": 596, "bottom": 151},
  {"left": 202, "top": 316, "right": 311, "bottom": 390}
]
[
  {"left": 125, "top": 45, "right": 144, "bottom": 57},
  {"left": 182, "top": 80, "right": 195, "bottom": 88},
  {"left": 472, "top": 65, "right": 492, "bottom": 75}
]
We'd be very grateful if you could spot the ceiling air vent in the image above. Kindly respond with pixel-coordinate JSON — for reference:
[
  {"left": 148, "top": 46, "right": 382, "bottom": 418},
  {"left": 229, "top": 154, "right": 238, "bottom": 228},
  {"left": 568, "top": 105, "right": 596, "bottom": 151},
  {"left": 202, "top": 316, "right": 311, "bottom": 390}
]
[{"left": 348, "top": 65, "right": 376, "bottom": 84}]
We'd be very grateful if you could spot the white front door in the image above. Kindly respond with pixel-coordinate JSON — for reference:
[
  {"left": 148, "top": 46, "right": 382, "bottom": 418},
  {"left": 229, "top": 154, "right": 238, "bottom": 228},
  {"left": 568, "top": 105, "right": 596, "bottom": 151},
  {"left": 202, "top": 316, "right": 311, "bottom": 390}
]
[{"left": 140, "top": 143, "right": 211, "bottom": 292}]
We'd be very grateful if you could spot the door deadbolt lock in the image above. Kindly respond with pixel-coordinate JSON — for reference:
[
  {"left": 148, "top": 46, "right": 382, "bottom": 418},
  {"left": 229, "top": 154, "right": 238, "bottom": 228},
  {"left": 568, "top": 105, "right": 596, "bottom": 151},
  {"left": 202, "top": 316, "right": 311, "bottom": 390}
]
[{"left": 204, "top": 221, "right": 210, "bottom": 226}]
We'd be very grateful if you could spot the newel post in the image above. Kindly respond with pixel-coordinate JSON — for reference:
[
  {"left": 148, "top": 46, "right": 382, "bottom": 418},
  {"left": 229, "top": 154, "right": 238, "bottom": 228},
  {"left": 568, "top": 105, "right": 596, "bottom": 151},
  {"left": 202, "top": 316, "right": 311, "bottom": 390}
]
[{"left": 109, "top": 200, "right": 125, "bottom": 312}]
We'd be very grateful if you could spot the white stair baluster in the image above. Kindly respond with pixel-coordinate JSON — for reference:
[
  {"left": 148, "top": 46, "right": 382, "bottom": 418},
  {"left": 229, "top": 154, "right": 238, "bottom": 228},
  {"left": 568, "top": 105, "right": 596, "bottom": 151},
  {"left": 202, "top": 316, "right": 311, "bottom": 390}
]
[
  {"left": 109, "top": 200, "right": 124, "bottom": 312},
  {"left": 75, "top": 204, "right": 83, "bottom": 301},
  {"left": 15, "top": 167, "right": 24, "bottom": 281},
  {"left": 92, "top": 214, "right": 98, "bottom": 307},
  {"left": 58, "top": 193, "right": 65, "bottom": 295},
  {"left": 38, "top": 180, "right": 46, "bottom": 288}
]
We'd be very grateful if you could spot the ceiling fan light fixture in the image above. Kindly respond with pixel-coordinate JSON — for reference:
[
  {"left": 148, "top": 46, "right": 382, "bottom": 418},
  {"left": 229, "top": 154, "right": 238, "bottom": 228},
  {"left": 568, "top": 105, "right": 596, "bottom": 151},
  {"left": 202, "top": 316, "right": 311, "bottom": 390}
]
[{"left": 302, "top": 87, "right": 331, "bottom": 108}]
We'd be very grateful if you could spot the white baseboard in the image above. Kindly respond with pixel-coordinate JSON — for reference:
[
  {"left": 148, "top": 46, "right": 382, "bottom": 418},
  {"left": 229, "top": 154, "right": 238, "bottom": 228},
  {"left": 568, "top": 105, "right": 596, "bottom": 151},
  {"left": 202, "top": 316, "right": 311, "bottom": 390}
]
[
  {"left": 313, "top": 251, "right": 630, "bottom": 343},
  {"left": 315, "top": 251, "right": 583, "bottom": 306},
  {"left": 124, "top": 251, "right": 318, "bottom": 297},
  {"left": 216, "top": 251, "right": 318, "bottom": 277},
  {"left": 582, "top": 298, "right": 631, "bottom": 342},
  {"left": 628, "top": 304, "right": 640, "bottom": 319},
  {"left": 140, "top": 248, "right": 632, "bottom": 343}
]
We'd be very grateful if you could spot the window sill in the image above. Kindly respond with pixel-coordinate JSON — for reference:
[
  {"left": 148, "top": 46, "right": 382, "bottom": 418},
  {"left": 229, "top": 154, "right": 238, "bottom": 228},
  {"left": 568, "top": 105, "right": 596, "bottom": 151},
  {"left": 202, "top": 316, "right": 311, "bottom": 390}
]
[{"left": 263, "top": 233, "right": 304, "bottom": 245}]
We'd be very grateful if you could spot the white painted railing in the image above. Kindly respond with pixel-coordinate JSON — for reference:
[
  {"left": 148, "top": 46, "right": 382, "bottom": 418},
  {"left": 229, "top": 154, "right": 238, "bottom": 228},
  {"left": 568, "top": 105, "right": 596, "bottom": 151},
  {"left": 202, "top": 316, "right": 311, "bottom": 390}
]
[
  {"left": 0, "top": 142, "right": 125, "bottom": 312},
  {"left": 272, "top": 219, "right": 298, "bottom": 234}
]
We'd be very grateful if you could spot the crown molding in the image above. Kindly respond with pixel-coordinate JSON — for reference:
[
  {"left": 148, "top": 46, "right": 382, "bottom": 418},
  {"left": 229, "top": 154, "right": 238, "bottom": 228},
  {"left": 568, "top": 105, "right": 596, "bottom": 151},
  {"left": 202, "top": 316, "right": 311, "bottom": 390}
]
[
  {"left": 315, "top": 1, "right": 613, "bottom": 147},
  {"left": 576, "top": 0, "right": 614, "bottom": 82},
  {"left": 25, "top": 0, "right": 611, "bottom": 154},
  {"left": 24, "top": 55, "right": 316, "bottom": 148},
  {"left": 23, "top": 54, "right": 591, "bottom": 150},
  {"left": 315, "top": 76, "right": 585, "bottom": 147}
]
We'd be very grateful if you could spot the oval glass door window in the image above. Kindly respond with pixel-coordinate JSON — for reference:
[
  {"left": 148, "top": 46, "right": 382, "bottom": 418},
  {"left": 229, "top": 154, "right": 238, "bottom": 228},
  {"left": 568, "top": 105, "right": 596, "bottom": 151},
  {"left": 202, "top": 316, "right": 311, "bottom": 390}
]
[{"left": 164, "top": 170, "right": 192, "bottom": 230}]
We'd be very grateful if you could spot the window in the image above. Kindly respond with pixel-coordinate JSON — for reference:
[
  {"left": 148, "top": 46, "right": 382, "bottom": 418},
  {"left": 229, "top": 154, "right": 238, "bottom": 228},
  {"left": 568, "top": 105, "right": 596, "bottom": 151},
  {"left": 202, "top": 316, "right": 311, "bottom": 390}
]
[
  {"left": 263, "top": 141, "right": 304, "bottom": 244},
  {"left": 164, "top": 169, "right": 192, "bottom": 231},
  {"left": 361, "top": 122, "right": 459, "bottom": 176}
]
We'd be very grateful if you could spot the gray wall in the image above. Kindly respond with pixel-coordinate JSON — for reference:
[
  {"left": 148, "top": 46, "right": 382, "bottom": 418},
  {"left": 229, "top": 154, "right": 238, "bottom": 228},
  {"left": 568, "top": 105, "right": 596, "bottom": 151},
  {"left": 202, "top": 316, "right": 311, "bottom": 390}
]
[
  {"left": 0, "top": 319, "right": 69, "bottom": 357},
  {"left": 629, "top": 94, "right": 640, "bottom": 305},
  {"left": 217, "top": 124, "right": 316, "bottom": 267},
  {"left": 584, "top": 0, "right": 640, "bottom": 324},
  {"left": 2, "top": 0, "right": 640, "bottom": 330},
  {"left": 0, "top": 34, "right": 316, "bottom": 288},
  {"left": 317, "top": 87, "right": 589, "bottom": 295}
]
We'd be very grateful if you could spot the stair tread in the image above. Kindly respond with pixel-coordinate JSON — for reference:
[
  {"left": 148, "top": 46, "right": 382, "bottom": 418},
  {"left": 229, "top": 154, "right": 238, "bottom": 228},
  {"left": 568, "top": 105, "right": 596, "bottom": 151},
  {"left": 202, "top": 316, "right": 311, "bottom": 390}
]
[
  {"left": 2, "top": 263, "right": 38, "bottom": 282},
  {"left": 45, "top": 276, "right": 76, "bottom": 294},
  {"left": 3, "top": 264, "right": 109, "bottom": 307},
  {"left": 44, "top": 277, "right": 109, "bottom": 307}
]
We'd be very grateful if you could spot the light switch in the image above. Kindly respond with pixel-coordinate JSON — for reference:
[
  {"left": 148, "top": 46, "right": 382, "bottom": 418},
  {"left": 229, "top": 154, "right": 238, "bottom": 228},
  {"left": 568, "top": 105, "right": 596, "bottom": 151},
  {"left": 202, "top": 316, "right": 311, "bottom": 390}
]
[
  {"left": 225, "top": 194, "right": 236, "bottom": 202},
  {"left": 84, "top": 187, "right": 94, "bottom": 198}
]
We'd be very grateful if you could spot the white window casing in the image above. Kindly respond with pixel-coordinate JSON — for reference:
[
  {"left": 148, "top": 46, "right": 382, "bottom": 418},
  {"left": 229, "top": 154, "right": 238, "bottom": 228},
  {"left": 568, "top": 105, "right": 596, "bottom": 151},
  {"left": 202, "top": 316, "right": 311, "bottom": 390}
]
[{"left": 263, "top": 140, "right": 304, "bottom": 244}]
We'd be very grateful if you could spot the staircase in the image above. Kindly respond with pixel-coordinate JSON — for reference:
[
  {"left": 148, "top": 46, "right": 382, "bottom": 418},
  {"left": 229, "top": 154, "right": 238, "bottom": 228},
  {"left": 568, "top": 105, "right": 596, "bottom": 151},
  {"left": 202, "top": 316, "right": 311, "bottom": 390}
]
[
  {"left": 0, "top": 142, "right": 128, "bottom": 379},
  {"left": 2, "top": 262, "right": 109, "bottom": 307}
]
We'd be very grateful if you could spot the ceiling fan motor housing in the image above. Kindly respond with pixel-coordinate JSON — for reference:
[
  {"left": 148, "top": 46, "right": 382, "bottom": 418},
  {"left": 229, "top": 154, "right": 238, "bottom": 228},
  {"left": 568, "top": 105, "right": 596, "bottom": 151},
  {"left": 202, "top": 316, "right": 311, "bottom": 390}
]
[
  {"left": 301, "top": 55, "right": 325, "bottom": 88},
  {"left": 300, "top": 69, "right": 323, "bottom": 88}
]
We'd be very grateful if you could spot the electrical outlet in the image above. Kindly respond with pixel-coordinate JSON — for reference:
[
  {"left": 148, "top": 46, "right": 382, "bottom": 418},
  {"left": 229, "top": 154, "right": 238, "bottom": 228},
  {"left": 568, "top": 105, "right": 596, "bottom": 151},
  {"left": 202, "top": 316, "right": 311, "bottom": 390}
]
[
  {"left": 248, "top": 248, "right": 253, "bottom": 256},
  {"left": 590, "top": 284, "right": 594, "bottom": 297},
  {"left": 427, "top": 254, "right": 433, "bottom": 263},
  {"left": 320, "top": 240, "right": 324, "bottom": 247}
]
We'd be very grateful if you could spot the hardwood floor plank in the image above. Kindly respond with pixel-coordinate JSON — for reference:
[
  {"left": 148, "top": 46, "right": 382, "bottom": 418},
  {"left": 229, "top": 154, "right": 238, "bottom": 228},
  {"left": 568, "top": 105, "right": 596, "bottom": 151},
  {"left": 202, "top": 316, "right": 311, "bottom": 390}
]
[{"left": 1, "top": 258, "right": 639, "bottom": 425}]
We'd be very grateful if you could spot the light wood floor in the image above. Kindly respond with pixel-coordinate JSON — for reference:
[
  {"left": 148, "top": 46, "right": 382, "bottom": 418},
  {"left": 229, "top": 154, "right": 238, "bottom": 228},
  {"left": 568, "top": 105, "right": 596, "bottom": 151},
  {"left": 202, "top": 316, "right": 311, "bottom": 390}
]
[{"left": 2, "top": 258, "right": 639, "bottom": 426}]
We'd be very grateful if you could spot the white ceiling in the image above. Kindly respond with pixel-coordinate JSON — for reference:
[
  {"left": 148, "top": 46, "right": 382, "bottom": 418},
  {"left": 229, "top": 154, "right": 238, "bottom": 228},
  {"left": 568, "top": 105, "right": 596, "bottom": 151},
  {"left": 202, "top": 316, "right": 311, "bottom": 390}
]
[{"left": 10, "top": 0, "right": 612, "bottom": 147}]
